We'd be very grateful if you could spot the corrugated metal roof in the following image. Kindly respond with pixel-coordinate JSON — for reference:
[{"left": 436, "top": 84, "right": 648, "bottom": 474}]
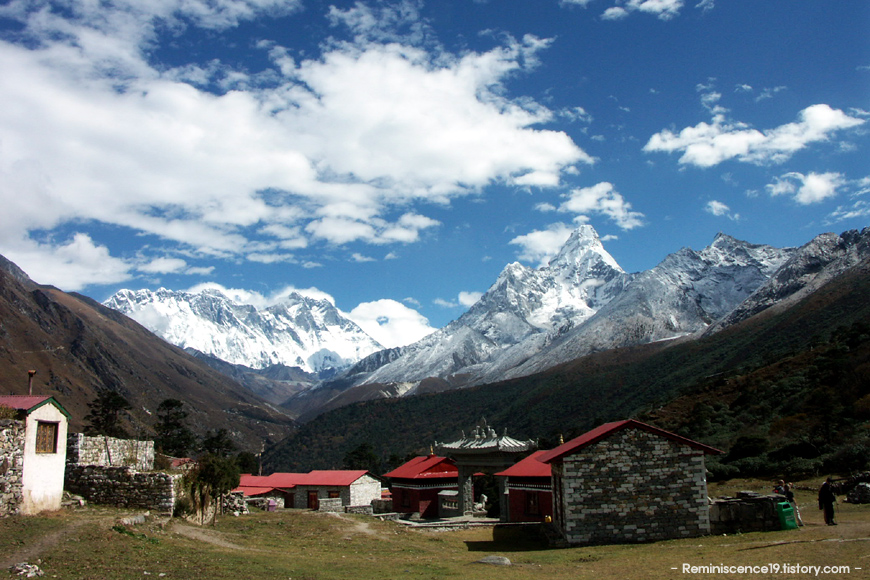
[
  {"left": 235, "top": 470, "right": 372, "bottom": 495},
  {"left": 538, "top": 419, "right": 722, "bottom": 464},
  {"left": 383, "top": 455, "right": 458, "bottom": 480},
  {"left": 494, "top": 450, "right": 552, "bottom": 478},
  {"left": 0, "top": 395, "right": 70, "bottom": 418},
  {"left": 301, "top": 470, "right": 370, "bottom": 486}
]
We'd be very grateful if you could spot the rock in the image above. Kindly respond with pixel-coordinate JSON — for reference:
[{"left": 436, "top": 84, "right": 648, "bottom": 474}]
[
  {"left": 847, "top": 482, "right": 870, "bottom": 504},
  {"left": 475, "top": 556, "right": 511, "bottom": 566},
  {"left": 8, "top": 563, "right": 44, "bottom": 577}
]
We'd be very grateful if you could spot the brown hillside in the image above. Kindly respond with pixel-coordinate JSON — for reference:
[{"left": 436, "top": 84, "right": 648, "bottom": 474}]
[{"left": 0, "top": 258, "right": 294, "bottom": 451}]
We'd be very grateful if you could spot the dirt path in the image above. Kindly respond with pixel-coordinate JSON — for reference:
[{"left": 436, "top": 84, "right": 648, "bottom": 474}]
[
  {"left": 1, "top": 519, "right": 92, "bottom": 569},
  {"left": 169, "top": 522, "right": 249, "bottom": 550},
  {"left": 327, "top": 511, "right": 381, "bottom": 538}
]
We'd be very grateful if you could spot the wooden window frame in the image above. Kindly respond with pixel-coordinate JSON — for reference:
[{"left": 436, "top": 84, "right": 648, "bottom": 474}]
[{"left": 35, "top": 421, "right": 59, "bottom": 454}]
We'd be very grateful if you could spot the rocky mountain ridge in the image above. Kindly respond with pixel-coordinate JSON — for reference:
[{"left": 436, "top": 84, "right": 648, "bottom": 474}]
[{"left": 105, "top": 287, "right": 384, "bottom": 376}]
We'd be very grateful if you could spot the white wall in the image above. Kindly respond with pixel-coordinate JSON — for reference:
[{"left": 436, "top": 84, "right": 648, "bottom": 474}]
[{"left": 20, "top": 404, "right": 68, "bottom": 514}]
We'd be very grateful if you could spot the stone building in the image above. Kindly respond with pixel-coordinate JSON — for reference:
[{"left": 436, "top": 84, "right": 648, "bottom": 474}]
[
  {"left": 0, "top": 396, "right": 70, "bottom": 515},
  {"left": 234, "top": 470, "right": 381, "bottom": 511},
  {"left": 383, "top": 454, "right": 458, "bottom": 518},
  {"left": 539, "top": 419, "right": 721, "bottom": 545}
]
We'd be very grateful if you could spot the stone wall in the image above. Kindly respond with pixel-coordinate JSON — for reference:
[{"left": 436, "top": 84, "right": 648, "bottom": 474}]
[
  {"left": 317, "top": 497, "right": 343, "bottom": 513},
  {"left": 67, "top": 433, "right": 154, "bottom": 470},
  {"left": 349, "top": 475, "right": 382, "bottom": 507},
  {"left": 65, "top": 465, "right": 181, "bottom": 514},
  {"left": 345, "top": 504, "right": 374, "bottom": 515},
  {"left": 0, "top": 419, "right": 25, "bottom": 517},
  {"left": 557, "top": 428, "right": 711, "bottom": 545}
]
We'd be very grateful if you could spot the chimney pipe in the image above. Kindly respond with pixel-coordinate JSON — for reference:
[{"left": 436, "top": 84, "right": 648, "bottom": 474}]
[{"left": 28, "top": 370, "right": 37, "bottom": 395}]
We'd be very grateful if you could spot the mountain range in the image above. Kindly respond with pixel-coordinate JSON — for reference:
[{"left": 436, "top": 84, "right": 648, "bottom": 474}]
[{"left": 102, "top": 225, "right": 870, "bottom": 422}]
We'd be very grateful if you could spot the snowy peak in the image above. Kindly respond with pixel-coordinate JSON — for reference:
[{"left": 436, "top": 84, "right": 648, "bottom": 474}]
[
  {"left": 549, "top": 224, "right": 624, "bottom": 278},
  {"left": 104, "top": 288, "right": 383, "bottom": 375}
]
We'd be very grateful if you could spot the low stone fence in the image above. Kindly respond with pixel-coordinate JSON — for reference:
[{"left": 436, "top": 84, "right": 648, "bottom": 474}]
[
  {"left": 709, "top": 492, "right": 783, "bottom": 534},
  {"left": 0, "top": 419, "right": 25, "bottom": 517},
  {"left": 67, "top": 434, "right": 154, "bottom": 471},
  {"left": 64, "top": 465, "right": 181, "bottom": 514},
  {"left": 371, "top": 498, "right": 392, "bottom": 514},
  {"left": 345, "top": 505, "right": 374, "bottom": 515},
  {"left": 317, "top": 498, "right": 343, "bottom": 513}
]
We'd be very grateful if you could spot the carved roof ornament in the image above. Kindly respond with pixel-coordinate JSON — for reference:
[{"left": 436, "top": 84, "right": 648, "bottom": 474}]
[{"left": 434, "top": 418, "right": 535, "bottom": 455}]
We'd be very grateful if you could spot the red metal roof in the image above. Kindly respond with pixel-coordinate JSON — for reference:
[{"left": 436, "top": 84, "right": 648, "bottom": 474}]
[
  {"left": 539, "top": 419, "right": 722, "bottom": 464},
  {"left": 495, "top": 450, "right": 552, "bottom": 478},
  {"left": 237, "top": 486, "right": 277, "bottom": 497},
  {"left": 0, "top": 395, "right": 70, "bottom": 418},
  {"left": 235, "top": 470, "right": 372, "bottom": 495},
  {"left": 299, "top": 470, "right": 370, "bottom": 486},
  {"left": 383, "top": 455, "right": 458, "bottom": 480}
]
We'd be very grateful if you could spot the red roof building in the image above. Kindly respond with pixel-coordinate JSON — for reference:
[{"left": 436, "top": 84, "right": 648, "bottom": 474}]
[
  {"left": 234, "top": 470, "right": 381, "bottom": 510},
  {"left": 495, "top": 450, "right": 553, "bottom": 523},
  {"left": 383, "top": 455, "right": 458, "bottom": 518},
  {"left": 540, "top": 419, "right": 722, "bottom": 546},
  {"left": 0, "top": 396, "right": 70, "bottom": 515}
]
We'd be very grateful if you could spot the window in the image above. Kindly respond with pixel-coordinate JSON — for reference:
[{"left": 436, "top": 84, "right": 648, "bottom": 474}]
[
  {"left": 35, "top": 421, "right": 59, "bottom": 454},
  {"left": 328, "top": 491, "right": 340, "bottom": 499}
]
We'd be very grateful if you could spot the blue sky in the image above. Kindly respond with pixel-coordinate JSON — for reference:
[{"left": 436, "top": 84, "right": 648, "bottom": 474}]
[{"left": 1, "top": 0, "right": 868, "bottom": 348}]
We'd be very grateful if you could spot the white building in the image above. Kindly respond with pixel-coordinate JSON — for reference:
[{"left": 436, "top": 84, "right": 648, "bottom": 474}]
[{"left": 0, "top": 396, "right": 70, "bottom": 515}]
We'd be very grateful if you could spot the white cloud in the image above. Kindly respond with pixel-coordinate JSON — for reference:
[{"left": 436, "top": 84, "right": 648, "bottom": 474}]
[
  {"left": 2, "top": 233, "right": 131, "bottom": 291},
  {"left": 598, "top": 0, "right": 685, "bottom": 20},
  {"left": 704, "top": 200, "right": 739, "bottom": 220},
  {"left": 645, "top": 104, "right": 865, "bottom": 168},
  {"left": 458, "top": 291, "right": 483, "bottom": 307},
  {"left": 509, "top": 222, "right": 575, "bottom": 267},
  {"left": 346, "top": 299, "right": 435, "bottom": 348},
  {"left": 0, "top": 0, "right": 590, "bottom": 290},
  {"left": 351, "top": 253, "right": 376, "bottom": 263},
  {"left": 559, "top": 182, "right": 645, "bottom": 230},
  {"left": 767, "top": 172, "right": 845, "bottom": 205},
  {"left": 139, "top": 257, "right": 188, "bottom": 274},
  {"left": 601, "top": 7, "right": 629, "bottom": 20}
]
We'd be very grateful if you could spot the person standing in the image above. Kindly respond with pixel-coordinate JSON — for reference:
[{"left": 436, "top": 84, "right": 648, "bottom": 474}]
[
  {"left": 785, "top": 483, "right": 804, "bottom": 526},
  {"left": 818, "top": 477, "right": 837, "bottom": 525}
]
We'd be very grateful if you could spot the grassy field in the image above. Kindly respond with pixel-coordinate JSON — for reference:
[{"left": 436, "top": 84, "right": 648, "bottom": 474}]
[{"left": 1, "top": 479, "right": 868, "bottom": 580}]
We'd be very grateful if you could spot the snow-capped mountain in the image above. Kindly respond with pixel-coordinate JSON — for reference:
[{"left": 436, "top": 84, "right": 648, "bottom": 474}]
[
  {"left": 496, "top": 232, "right": 795, "bottom": 381},
  {"left": 339, "top": 225, "right": 631, "bottom": 389},
  {"left": 327, "top": 227, "right": 797, "bottom": 400},
  {"left": 104, "top": 288, "right": 384, "bottom": 375}
]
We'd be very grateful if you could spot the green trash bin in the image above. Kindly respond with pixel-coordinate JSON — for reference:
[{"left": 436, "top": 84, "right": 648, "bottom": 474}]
[{"left": 776, "top": 501, "right": 798, "bottom": 530}]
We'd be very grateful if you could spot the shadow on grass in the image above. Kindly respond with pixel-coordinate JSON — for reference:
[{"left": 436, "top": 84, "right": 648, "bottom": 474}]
[{"left": 464, "top": 524, "right": 552, "bottom": 552}]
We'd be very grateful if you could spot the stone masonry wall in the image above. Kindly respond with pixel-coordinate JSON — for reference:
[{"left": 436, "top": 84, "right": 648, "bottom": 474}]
[
  {"left": 559, "top": 428, "right": 710, "bottom": 545},
  {"left": 65, "top": 465, "right": 181, "bottom": 514},
  {"left": 0, "top": 419, "right": 25, "bottom": 517},
  {"left": 67, "top": 433, "right": 154, "bottom": 470}
]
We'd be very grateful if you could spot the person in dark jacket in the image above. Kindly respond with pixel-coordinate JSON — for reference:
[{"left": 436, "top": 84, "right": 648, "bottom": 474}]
[{"left": 818, "top": 477, "right": 837, "bottom": 525}]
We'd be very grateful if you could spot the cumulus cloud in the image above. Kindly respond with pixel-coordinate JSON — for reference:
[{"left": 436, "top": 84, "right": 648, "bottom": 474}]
[
  {"left": 766, "top": 172, "right": 846, "bottom": 205},
  {"left": 458, "top": 291, "right": 484, "bottom": 307},
  {"left": 559, "top": 182, "right": 645, "bottom": 230},
  {"left": 346, "top": 299, "right": 435, "bottom": 348},
  {"left": 3, "top": 233, "right": 131, "bottom": 291},
  {"left": 0, "top": 0, "right": 590, "bottom": 290},
  {"left": 509, "top": 222, "right": 575, "bottom": 267},
  {"left": 645, "top": 103, "right": 865, "bottom": 168},
  {"left": 598, "top": 0, "right": 685, "bottom": 20}
]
